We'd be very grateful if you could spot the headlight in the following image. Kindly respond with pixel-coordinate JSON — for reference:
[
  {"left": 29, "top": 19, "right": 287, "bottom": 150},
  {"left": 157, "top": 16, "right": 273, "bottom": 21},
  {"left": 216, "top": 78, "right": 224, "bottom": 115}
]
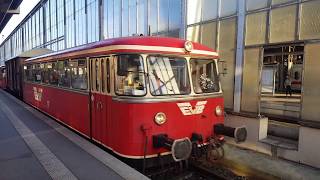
[
  {"left": 154, "top": 112, "right": 167, "bottom": 125},
  {"left": 215, "top": 106, "right": 223, "bottom": 116}
]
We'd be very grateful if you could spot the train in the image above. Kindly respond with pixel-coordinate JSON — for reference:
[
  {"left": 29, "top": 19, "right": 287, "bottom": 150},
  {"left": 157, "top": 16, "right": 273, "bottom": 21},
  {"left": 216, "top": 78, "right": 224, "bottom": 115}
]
[{"left": 2, "top": 36, "right": 246, "bottom": 171}]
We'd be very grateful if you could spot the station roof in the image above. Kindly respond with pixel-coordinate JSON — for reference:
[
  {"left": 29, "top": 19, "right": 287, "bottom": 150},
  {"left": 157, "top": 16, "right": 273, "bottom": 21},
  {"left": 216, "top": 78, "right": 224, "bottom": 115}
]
[{"left": 0, "top": 0, "right": 23, "bottom": 33}]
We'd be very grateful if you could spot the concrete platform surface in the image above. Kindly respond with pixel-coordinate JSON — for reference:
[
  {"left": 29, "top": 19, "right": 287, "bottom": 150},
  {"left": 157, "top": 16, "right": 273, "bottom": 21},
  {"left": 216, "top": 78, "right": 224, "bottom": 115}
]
[{"left": 0, "top": 90, "right": 148, "bottom": 180}]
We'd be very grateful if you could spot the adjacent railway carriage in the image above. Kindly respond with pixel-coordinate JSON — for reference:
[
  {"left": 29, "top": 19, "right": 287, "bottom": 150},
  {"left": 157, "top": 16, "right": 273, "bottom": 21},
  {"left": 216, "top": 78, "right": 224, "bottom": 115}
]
[{"left": 22, "top": 37, "right": 246, "bottom": 167}]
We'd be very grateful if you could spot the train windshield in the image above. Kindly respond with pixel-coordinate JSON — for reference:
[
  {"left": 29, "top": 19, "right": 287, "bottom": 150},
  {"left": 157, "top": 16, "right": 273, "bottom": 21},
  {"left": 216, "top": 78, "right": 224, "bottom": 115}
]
[
  {"left": 190, "top": 59, "right": 220, "bottom": 93},
  {"left": 147, "top": 56, "right": 191, "bottom": 95},
  {"left": 115, "top": 54, "right": 146, "bottom": 96}
]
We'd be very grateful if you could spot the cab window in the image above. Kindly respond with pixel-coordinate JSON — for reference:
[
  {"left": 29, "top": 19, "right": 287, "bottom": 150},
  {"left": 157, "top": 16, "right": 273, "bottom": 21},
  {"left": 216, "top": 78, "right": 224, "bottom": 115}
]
[
  {"left": 190, "top": 59, "right": 219, "bottom": 93},
  {"left": 115, "top": 54, "right": 146, "bottom": 96}
]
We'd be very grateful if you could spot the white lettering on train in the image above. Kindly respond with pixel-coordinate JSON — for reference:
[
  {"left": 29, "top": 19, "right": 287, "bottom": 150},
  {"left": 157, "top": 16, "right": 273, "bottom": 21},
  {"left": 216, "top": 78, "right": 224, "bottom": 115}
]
[
  {"left": 33, "top": 87, "right": 43, "bottom": 102},
  {"left": 177, "top": 101, "right": 207, "bottom": 115}
]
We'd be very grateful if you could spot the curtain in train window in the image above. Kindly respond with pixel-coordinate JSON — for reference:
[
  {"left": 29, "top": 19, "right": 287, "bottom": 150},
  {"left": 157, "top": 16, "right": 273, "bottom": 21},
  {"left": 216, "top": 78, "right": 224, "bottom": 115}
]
[
  {"left": 147, "top": 56, "right": 190, "bottom": 96},
  {"left": 299, "top": 1, "right": 320, "bottom": 40},
  {"left": 245, "top": 11, "right": 267, "bottom": 45},
  {"left": 269, "top": 5, "right": 297, "bottom": 43}
]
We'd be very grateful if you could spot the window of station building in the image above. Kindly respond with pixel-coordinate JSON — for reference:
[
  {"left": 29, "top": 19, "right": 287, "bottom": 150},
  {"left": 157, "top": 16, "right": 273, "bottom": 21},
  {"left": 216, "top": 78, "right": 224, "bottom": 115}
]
[
  {"left": 159, "top": 0, "right": 169, "bottom": 33},
  {"left": 245, "top": 11, "right": 267, "bottom": 45},
  {"left": 129, "top": 0, "right": 137, "bottom": 36},
  {"left": 246, "top": 0, "right": 269, "bottom": 11},
  {"left": 122, "top": 0, "right": 129, "bottom": 37},
  {"left": 201, "top": 22, "right": 217, "bottom": 49},
  {"left": 187, "top": 0, "right": 201, "bottom": 25},
  {"left": 169, "top": 0, "right": 182, "bottom": 37},
  {"left": 202, "top": 0, "right": 218, "bottom": 21},
  {"left": 147, "top": 56, "right": 190, "bottom": 96},
  {"left": 113, "top": 0, "right": 121, "bottom": 37},
  {"left": 57, "top": 60, "right": 71, "bottom": 87},
  {"left": 70, "top": 59, "right": 88, "bottom": 90},
  {"left": 219, "top": 0, "right": 237, "bottom": 17},
  {"left": 187, "top": 25, "right": 201, "bottom": 43},
  {"left": 299, "top": 0, "right": 320, "bottom": 40},
  {"left": 272, "top": 0, "right": 296, "bottom": 6},
  {"left": 115, "top": 55, "right": 146, "bottom": 96},
  {"left": 149, "top": 0, "right": 158, "bottom": 35},
  {"left": 49, "top": 62, "right": 59, "bottom": 85},
  {"left": 87, "top": 0, "right": 99, "bottom": 43},
  {"left": 269, "top": 5, "right": 297, "bottom": 43}
]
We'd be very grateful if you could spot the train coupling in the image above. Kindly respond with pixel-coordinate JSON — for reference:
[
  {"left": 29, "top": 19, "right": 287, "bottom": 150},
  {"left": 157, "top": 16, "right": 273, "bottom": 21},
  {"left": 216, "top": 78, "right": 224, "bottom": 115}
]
[
  {"left": 213, "top": 124, "right": 247, "bottom": 143},
  {"left": 153, "top": 134, "right": 192, "bottom": 162}
]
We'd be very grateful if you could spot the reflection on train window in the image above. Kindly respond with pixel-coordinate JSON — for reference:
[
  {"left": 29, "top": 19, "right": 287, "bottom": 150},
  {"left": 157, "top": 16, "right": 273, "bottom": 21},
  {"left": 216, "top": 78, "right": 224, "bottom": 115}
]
[
  {"left": 57, "top": 60, "right": 71, "bottom": 87},
  {"left": 70, "top": 59, "right": 88, "bottom": 90},
  {"left": 147, "top": 56, "right": 190, "bottom": 96},
  {"left": 49, "top": 62, "right": 59, "bottom": 85},
  {"left": 33, "top": 64, "right": 42, "bottom": 83},
  {"left": 115, "top": 54, "right": 146, "bottom": 96},
  {"left": 190, "top": 59, "right": 219, "bottom": 93}
]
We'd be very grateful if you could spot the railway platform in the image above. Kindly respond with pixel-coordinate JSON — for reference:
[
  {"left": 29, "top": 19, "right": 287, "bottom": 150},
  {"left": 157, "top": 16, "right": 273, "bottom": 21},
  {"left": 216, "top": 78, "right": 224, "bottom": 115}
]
[{"left": 0, "top": 90, "right": 148, "bottom": 180}]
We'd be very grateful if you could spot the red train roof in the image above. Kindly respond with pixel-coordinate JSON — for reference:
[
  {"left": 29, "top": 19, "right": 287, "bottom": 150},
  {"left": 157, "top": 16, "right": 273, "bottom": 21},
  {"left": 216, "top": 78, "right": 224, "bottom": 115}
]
[{"left": 26, "top": 36, "right": 218, "bottom": 62}]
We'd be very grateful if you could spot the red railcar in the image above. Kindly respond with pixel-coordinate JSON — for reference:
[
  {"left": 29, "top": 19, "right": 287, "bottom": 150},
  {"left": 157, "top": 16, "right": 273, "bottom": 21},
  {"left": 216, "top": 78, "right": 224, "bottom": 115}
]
[{"left": 22, "top": 37, "right": 246, "bottom": 167}]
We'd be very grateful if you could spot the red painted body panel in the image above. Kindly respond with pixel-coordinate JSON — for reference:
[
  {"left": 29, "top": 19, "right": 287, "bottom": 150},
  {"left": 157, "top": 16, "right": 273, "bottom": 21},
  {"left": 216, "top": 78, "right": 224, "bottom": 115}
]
[
  {"left": 23, "top": 83, "right": 91, "bottom": 136},
  {"left": 109, "top": 98, "right": 224, "bottom": 156},
  {"left": 23, "top": 81, "right": 223, "bottom": 157}
]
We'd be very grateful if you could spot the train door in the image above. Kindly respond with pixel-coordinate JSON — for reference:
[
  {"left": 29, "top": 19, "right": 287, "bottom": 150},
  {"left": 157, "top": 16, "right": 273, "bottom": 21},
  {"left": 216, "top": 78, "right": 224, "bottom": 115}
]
[{"left": 90, "top": 57, "right": 109, "bottom": 143}]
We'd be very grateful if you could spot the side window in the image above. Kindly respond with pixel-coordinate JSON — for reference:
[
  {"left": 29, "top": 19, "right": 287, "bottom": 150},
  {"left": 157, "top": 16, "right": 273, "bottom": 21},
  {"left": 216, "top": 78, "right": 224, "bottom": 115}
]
[
  {"left": 71, "top": 59, "right": 88, "bottom": 90},
  {"left": 57, "top": 60, "right": 71, "bottom": 87},
  {"left": 42, "top": 63, "right": 50, "bottom": 84},
  {"left": 49, "top": 62, "right": 59, "bottom": 85},
  {"left": 34, "top": 64, "right": 42, "bottom": 83},
  {"left": 24, "top": 65, "right": 33, "bottom": 82}
]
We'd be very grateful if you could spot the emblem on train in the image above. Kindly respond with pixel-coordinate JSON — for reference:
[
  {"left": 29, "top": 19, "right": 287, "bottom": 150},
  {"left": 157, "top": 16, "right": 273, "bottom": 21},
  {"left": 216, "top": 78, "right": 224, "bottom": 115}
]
[
  {"left": 33, "top": 87, "right": 43, "bottom": 102},
  {"left": 177, "top": 101, "right": 207, "bottom": 115}
]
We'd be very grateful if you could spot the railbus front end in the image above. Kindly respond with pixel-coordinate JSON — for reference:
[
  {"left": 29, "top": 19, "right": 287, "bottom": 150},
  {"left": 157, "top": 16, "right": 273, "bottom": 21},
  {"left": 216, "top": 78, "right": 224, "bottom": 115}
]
[{"left": 20, "top": 37, "right": 246, "bottom": 170}]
